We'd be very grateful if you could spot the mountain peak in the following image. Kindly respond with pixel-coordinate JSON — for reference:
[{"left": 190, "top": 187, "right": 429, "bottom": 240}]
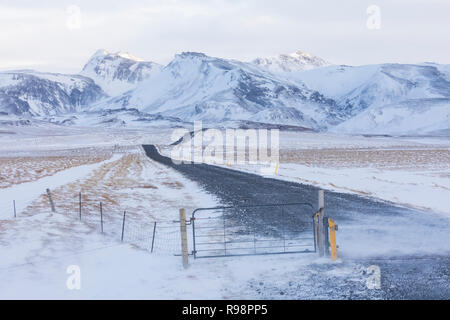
[
  {"left": 253, "top": 50, "right": 331, "bottom": 73},
  {"left": 175, "top": 52, "right": 208, "bottom": 60},
  {"left": 116, "top": 51, "right": 144, "bottom": 62},
  {"left": 80, "top": 49, "right": 162, "bottom": 95},
  {"left": 86, "top": 49, "right": 144, "bottom": 64},
  {"left": 289, "top": 50, "right": 313, "bottom": 58},
  {"left": 92, "top": 48, "right": 109, "bottom": 58}
]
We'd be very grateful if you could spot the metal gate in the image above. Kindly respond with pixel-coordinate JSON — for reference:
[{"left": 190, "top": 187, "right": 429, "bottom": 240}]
[{"left": 191, "top": 203, "right": 316, "bottom": 258}]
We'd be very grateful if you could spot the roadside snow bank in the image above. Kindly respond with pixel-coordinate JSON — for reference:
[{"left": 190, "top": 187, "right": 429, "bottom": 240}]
[
  {"left": 220, "top": 162, "right": 449, "bottom": 217},
  {"left": 279, "top": 164, "right": 449, "bottom": 216}
]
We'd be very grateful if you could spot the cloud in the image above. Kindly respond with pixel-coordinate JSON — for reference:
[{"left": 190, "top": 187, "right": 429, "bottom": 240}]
[{"left": 0, "top": 0, "right": 449, "bottom": 73}]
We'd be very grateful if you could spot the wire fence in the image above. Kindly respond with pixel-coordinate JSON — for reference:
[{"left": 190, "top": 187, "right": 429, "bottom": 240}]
[
  {"left": 9, "top": 191, "right": 184, "bottom": 256},
  {"left": 73, "top": 198, "right": 184, "bottom": 255}
]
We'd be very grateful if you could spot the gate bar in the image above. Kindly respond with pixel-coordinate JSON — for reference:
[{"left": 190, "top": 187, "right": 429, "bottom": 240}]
[
  {"left": 191, "top": 202, "right": 316, "bottom": 259},
  {"left": 191, "top": 202, "right": 314, "bottom": 218}
]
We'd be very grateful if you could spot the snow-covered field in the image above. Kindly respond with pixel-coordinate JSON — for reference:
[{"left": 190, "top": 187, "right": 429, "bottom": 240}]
[
  {"left": 1, "top": 127, "right": 449, "bottom": 299},
  {"left": 280, "top": 133, "right": 450, "bottom": 216},
  {"left": 0, "top": 130, "right": 225, "bottom": 298},
  {"left": 174, "top": 131, "right": 450, "bottom": 216},
  {"left": 0, "top": 130, "right": 352, "bottom": 300}
]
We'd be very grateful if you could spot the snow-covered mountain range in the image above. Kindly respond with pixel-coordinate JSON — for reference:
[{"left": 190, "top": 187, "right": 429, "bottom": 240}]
[
  {"left": 91, "top": 52, "right": 342, "bottom": 129},
  {"left": 0, "top": 49, "right": 449, "bottom": 135},
  {"left": 290, "top": 63, "right": 450, "bottom": 135},
  {"left": 0, "top": 70, "right": 104, "bottom": 116},
  {"left": 252, "top": 50, "right": 331, "bottom": 73}
]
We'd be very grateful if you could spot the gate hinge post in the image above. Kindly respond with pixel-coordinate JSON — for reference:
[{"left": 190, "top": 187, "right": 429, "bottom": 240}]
[{"left": 317, "top": 190, "right": 326, "bottom": 257}]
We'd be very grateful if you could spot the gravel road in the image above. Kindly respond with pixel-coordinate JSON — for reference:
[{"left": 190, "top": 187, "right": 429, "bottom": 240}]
[{"left": 143, "top": 144, "right": 450, "bottom": 299}]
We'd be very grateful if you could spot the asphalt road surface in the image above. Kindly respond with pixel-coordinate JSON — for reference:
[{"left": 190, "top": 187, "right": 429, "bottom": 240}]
[{"left": 143, "top": 144, "right": 450, "bottom": 299}]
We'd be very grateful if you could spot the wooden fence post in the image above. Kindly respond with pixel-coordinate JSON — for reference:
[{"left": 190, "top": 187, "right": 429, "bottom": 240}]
[
  {"left": 100, "top": 202, "right": 103, "bottom": 233},
  {"left": 318, "top": 189, "right": 325, "bottom": 257},
  {"left": 151, "top": 221, "right": 157, "bottom": 253},
  {"left": 179, "top": 208, "right": 189, "bottom": 268},
  {"left": 121, "top": 211, "right": 126, "bottom": 242},
  {"left": 79, "top": 192, "right": 82, "bottom": 221},
  {"left": 46, "top": 188, "right": 56, "bottom": 213}
]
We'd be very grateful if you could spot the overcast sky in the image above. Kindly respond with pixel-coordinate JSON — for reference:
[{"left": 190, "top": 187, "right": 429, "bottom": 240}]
[{"left": 1, "top": 0, "right": 449, "bottom": 73}]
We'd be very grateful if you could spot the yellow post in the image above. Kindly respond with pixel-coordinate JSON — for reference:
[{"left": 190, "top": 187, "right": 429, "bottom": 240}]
[{"left": 328, "top": 218, "right": 338, "bottom": 261}]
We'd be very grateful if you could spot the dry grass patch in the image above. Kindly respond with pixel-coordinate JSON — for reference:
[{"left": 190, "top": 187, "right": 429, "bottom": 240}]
[
  {"left": 136, "top": 185, "right": 158, "bottom": 189},
  {"left": 280, "top": 148, "right": 450, "bottom": 171},
  {"left": 0, "top": 150, "right": 112, "bottom": 189},
  {"left": 162, "top": 181, "right": 183, "bottom": 189},
  {"left": 21, "top": 147, "right": 201, "bottom": 235}
]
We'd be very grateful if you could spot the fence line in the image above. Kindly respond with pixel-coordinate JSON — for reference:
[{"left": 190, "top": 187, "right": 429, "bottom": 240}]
[
  {"left": 71, "top": 194, "right": 183, "bottom": 255},
  {"left": 78, "top": 192, "right": 185, "bottom": 255},
  {"left": 9, "top": 191, "right": 184, "bottom": 256}
]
